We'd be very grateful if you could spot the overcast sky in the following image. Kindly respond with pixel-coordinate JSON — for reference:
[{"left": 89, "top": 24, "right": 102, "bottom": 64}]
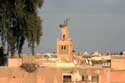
[{"left": 24, "top": 0, "right": 125, "bottom": 53}]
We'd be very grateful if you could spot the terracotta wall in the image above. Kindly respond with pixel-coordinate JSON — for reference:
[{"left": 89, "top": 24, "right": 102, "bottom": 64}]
[
  {"left": 111, "top": 56, "right": 125, "bottom": 70},
  {"left": 8, "top": 58, "right": 22, "bottom": 67},
  {"left": 110, "top": 70, "right": 125, "bottom": 83}
]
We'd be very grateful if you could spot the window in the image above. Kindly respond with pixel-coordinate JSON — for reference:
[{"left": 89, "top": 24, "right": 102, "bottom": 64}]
[
  {"left": 61, "top": 45, "right": 67, "bottom": 50},
  {"left": 13, "top": 76, "right": 16, "bottom": 79},
  {"left": 102, "top": 60, "right": 111, "bottom": 68},
  {"left": 82, "top": 75, "right": 84, "bottom": 81},
  {"left": 63, "top": 75, "right": 72, "bottom": 82},
  {"left": 61, "top": 46, "right": 64, "bottom": 50},
  {"left": 59, "top": 45, "right": 69, "bottom": 54},
  {"left": 63, "top": 34, "right": 66, "bottom": 39},
  {"left": 92, "top": 75, "right": 98, "bottom": 82},
  {"left": 64, "top": 46, "right": 66, "bottom": 50},
  {"left": 82, "top": 75, "right": 88, "bottom": 81}
]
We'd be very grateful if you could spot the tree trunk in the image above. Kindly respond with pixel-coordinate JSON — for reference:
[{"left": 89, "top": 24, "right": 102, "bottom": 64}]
[{"left": 31, "top": 42, "right": 35, "bottom": 56}]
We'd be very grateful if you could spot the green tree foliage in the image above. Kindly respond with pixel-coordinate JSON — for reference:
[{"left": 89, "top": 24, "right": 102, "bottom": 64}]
[{"left": 0, "top": 0, "right": 43, "bottom": 57}]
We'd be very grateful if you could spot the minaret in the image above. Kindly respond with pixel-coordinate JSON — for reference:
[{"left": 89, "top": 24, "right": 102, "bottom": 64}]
[{"left": 57, "top": 19, "right": 73, "bottom": 62}]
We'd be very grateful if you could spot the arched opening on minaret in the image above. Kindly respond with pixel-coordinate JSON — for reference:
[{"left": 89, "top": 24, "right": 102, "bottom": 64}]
[{"left": 63, "top": 34, "right": 66, "bottom": 39}]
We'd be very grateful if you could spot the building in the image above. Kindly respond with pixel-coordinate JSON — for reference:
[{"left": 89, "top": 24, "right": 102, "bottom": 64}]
[
  {"left": 57, "top": 21, "right": 73, "bottom": 62},
  {"left": 0, "top": 21, "right": 125, "bottom": 83}
]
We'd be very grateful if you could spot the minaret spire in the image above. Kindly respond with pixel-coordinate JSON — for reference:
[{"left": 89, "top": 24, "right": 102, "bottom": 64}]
[
  {"left": 64, "top": 18, "right": 70, "bottom": 25},
  {"left": 60, "top": 18, "right": 70, "bottom": 27}
]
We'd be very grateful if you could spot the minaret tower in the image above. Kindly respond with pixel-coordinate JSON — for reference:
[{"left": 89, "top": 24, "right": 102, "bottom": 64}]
[{"left": 57, "top": 19, "right": 73, "bottom": 62}]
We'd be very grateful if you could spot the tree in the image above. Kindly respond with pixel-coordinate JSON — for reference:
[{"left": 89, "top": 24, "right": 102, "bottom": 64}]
[
  {"left": 0, "top": 0, "right": 44, "bottom": 57},
  {"left": 0, "top": 46, "right": 4, "bottom": 65}
]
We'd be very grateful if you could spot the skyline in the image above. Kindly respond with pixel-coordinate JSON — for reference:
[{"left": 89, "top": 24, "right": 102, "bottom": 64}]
[{"left": 23, "top": 0, "right": 125, "bottom": 53}]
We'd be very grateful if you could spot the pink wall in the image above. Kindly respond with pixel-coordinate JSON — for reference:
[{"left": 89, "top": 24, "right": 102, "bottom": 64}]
[{"left": 8, "top": 58, "right": 22, "bottom": 67}]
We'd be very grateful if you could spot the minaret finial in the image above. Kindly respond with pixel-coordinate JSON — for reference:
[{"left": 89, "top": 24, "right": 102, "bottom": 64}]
[
  {"left": 60, "top": 18, "right": 70, "bottom": 28},
  {"left": 64, "top": 18, "right": 70, "bottom": 25}
]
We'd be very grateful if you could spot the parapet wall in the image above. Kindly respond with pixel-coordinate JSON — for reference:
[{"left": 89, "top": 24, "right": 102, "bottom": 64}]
[
  {"left": 7, "top": 56, "right": 59, "bottom": 67},
  {"left": 8, "top": 58, "right": 22, "bottom": 67},
  {"left": 111, "top": 56, "right": 125, "bottom": 70}
]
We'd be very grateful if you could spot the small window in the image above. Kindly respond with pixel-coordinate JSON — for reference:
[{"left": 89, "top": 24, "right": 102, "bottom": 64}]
[
  {"left": 63, "top": 34, "right": 65, "bottom": 39},
  {"left": 61, "top": 45, "right": 66, "bottom": 50},
  {"left": 82, "top": 75, "right": 84, "bottom": 81},
  {"left": 13, "top": 76, "right": 16, "bottom": 79},
  {"left": 82, "top": 75, "right": 88, "bottom": 81},
  {"left": 63, "top": 75, "right": 72, "bottom": 82},
  {"left": 92, "top": 75, "right": 98, "bottom": 82},
  {"left": 64, "top": 46, "right": 66, "bottom": 50},
  {"left": 102, "top": 60, "right": 111, "bottom": 68},
  {"left": 61, "top": 46, "right": 63, "bottom": 50}
]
